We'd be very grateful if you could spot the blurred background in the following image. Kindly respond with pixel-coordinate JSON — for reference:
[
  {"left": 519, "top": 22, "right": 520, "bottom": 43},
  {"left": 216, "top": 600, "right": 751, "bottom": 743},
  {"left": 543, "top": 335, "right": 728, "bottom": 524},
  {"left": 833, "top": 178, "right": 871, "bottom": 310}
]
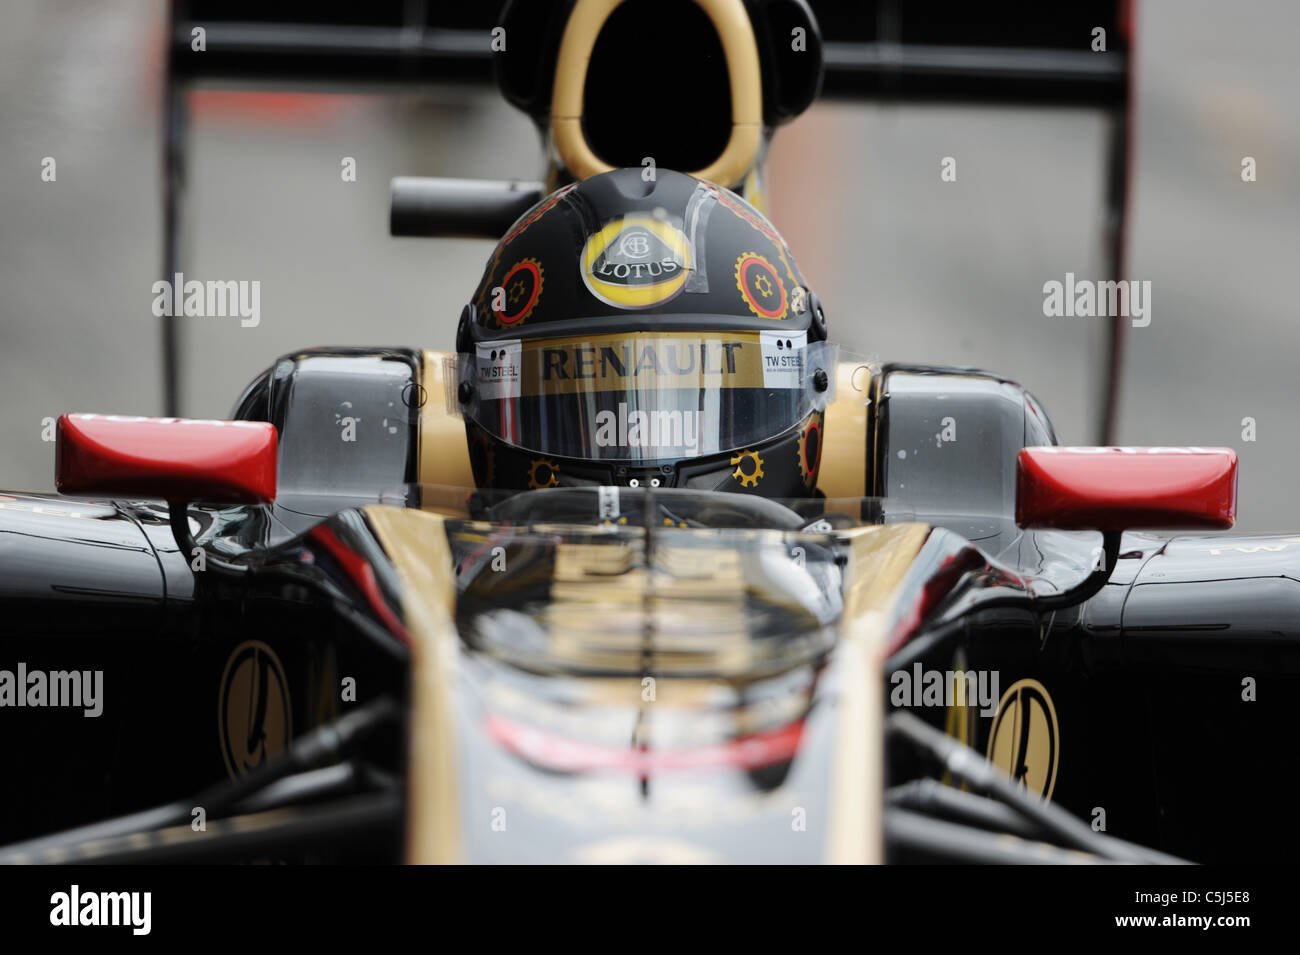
[{"left": 0, "top": 0, "right": 1295, "bottom": 530}]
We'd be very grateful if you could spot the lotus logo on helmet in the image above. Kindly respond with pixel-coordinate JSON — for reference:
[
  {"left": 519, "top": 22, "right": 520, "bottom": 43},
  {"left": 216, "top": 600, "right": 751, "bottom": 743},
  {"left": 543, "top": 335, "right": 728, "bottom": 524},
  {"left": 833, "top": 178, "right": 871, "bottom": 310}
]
[
  {"left": 619, "top": 232, "right": 651, "bottom": 258},
  {"left": 581, "top": 215, "right": 692, "bottom": 310}
]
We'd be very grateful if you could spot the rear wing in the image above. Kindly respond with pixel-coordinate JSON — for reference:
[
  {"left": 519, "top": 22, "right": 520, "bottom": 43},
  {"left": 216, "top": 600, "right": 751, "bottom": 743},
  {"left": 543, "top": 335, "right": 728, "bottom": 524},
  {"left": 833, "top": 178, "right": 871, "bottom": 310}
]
[
  {"left": 169, "top": 2, "right": 498, "bottom": 87},
  {"left": 817, "top": 0, "right": 1128, "bottom": 107},
  {"left": 169, "top": 1, "right": 1127, "bottom": 104}
]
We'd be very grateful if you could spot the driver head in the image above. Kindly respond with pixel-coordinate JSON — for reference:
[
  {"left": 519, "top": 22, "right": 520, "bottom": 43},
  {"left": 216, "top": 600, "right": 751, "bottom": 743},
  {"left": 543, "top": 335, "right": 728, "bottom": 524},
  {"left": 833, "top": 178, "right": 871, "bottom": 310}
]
[{"left": 454, "top": 167, "right": 834, "bottom": 500}]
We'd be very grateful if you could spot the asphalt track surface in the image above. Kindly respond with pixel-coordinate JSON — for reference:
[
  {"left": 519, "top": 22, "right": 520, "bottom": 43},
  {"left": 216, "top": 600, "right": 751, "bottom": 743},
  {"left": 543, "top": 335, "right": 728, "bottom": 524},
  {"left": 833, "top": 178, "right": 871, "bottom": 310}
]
[{"left": 1, "top": 0, "right": 1296, "bottom": 533}]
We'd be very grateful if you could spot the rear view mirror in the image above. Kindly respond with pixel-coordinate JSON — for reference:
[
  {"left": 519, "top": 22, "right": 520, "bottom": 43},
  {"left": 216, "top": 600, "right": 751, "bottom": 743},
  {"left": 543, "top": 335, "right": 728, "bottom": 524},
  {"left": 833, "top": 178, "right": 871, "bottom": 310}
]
[
  {"left": 1016, "top": 446, "right": 1236, "bottom": 531},
  {"left": 56, "top": 414, "right": 277, "bottom": 504}
]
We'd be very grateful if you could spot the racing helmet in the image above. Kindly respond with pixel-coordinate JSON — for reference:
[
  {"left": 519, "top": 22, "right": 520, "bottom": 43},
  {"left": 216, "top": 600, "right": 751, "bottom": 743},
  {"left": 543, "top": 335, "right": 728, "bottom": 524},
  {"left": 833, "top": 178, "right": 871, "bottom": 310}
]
[{"left": 454, "top": 168, "right": 834, "bottom": 498}]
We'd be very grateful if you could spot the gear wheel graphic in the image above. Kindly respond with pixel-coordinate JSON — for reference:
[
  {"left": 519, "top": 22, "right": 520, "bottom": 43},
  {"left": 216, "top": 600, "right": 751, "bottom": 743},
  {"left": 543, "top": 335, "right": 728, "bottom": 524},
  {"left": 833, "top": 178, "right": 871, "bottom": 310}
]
[
  {"left": 734, "top": 251, "right": 787, "bottom": 319},
  {"left": 527, "top": 458, "right": 559, "bottom": 489},
  {"left": 496, "top": 258, "right": 544, "bottom": 327},
  {"left": 730, "top": 449, "right": 765, "bottom": 488},
  {"left": 797, "top": 418, "right": 821, "bottom": 485}
]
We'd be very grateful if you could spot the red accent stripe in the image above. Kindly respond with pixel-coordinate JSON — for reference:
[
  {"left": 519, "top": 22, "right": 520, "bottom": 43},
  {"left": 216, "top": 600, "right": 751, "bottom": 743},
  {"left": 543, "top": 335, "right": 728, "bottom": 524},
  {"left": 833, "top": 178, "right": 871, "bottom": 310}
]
[
  {"left": 886, "top": 548, "right": 982, "bottom": 655},
  {"left": 484, "top": 713, "right": 805, "bottom": 775},
  {"left": 308, "top": 525, "right": 411, "bottom": 645}
]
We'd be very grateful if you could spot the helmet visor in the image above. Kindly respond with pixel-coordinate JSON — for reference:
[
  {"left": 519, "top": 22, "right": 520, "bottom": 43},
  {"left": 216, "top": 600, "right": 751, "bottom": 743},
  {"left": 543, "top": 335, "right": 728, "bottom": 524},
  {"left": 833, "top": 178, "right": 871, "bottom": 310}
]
[{"left": 456, "top": 331, "right": 836, "bottom": 463}]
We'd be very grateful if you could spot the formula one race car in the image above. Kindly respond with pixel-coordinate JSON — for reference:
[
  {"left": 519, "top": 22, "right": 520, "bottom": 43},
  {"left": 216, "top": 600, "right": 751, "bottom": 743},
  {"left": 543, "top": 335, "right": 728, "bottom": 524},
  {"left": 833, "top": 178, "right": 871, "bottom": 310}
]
[{"left": 0, "top": 1, "right": 1292, "bottom": 867}]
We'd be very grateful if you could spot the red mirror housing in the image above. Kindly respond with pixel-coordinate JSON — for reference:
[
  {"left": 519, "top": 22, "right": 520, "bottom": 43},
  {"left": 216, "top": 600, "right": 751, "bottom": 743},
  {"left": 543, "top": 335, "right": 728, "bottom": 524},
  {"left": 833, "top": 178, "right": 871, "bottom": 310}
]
[
  {"left": 56, "top": 414, "right": 277, "bottom": 504},
  {"left": 1017, "top": 446, "right": 1236, "bottom": 531}
]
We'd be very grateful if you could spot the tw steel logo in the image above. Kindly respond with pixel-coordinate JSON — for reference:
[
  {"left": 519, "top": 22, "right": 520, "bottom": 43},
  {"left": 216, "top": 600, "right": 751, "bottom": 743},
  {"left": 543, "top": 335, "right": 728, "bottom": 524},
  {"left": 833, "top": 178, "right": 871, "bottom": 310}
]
[{"left": 986, "top": 678, "right": 1059, "bottom": 801}]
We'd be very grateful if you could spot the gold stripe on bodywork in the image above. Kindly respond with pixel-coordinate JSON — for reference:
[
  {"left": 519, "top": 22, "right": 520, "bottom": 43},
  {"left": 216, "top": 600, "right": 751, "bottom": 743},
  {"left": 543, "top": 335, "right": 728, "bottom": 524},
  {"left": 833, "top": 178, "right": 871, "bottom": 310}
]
[
  {"left": 539, "top": 533, "right": 811, "bottom": 677},
  {"left": 363, "top": 506, "right": 462, "bottom": 864},
  {"left": 419, "top": 350, "right": 474, "bottom": 491},
  {"left": 819, "top": 361, "right": 871, "bottom": 500},
  {"left": 826, "top": 523, "right": 931, "bottom": 864}
]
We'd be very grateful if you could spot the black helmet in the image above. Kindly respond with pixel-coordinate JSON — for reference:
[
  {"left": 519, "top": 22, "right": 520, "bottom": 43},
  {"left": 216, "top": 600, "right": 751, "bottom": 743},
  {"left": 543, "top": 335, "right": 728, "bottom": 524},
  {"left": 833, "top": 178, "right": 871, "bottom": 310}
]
[{"left": 454, "top": 168, "right": 834, "bottom": 498}]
